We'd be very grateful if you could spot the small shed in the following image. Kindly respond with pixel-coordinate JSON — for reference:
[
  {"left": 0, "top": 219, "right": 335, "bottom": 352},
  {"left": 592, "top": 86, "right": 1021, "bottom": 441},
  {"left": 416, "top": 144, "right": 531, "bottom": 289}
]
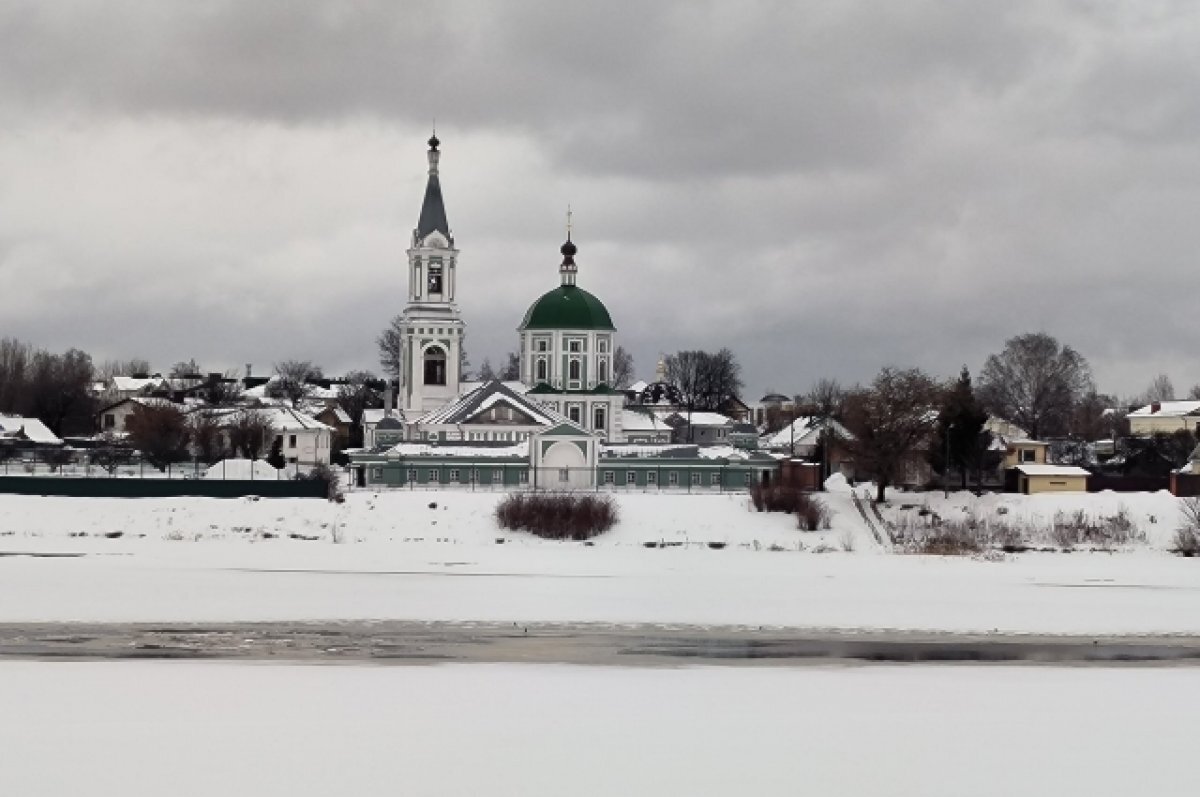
[{"left": 1013, "top": 464, "right": 1089, "bottom": 494}]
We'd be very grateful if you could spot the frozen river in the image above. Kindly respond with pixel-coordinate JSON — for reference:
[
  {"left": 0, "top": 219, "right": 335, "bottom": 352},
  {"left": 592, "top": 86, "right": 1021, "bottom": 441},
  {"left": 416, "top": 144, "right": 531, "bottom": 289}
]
[{"left": 3, "top": 659, "right": 1197, "bottom": 796}]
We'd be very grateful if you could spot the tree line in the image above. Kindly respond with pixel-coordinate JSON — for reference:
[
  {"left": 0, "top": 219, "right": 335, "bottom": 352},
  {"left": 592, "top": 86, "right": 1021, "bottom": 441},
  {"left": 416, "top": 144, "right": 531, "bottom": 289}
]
[{"left": 780, "top": 332, "right": 1199, "bottom": 502}]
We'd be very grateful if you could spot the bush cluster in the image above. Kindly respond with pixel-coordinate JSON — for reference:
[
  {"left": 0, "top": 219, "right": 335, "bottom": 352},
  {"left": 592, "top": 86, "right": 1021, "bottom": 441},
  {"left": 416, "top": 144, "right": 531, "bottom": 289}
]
[
  {"left": 893, "top": 504, "right": 1146, "bottom": 555},
  {"left": 495, "top": 492, "right": 618, "bottom": 540},
  {"left": 748, "top": 484, "right": 831, "bottom": 531}
]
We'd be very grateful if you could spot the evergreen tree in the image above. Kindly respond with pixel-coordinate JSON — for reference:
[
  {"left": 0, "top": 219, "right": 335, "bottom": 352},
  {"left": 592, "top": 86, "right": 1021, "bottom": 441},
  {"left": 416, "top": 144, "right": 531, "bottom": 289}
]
[
  {"left": 929, "top": 367, "right": 992, "bottom": 490},
  {"left": 266, "top": 436, "right": 286, "bottom": 469}
]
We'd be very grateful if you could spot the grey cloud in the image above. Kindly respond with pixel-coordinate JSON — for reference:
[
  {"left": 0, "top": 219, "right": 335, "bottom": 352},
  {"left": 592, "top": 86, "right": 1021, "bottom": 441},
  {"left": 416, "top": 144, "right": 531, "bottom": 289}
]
[{"left": 3, "top": 1, "right": 1200, "bottom": 400}]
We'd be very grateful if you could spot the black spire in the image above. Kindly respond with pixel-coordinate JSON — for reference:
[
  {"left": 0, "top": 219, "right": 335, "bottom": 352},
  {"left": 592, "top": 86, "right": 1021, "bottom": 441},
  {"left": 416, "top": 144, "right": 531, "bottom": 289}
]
[{"left": 416, "top": 134, "right": 450, "bottom": 240}]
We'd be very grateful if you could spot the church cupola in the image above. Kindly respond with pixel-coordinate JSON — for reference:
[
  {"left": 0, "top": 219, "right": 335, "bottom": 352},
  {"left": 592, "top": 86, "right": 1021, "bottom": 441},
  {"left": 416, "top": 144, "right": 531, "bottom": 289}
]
[{"left": 559, "top": 235, "right": 578, "bottom": 286}]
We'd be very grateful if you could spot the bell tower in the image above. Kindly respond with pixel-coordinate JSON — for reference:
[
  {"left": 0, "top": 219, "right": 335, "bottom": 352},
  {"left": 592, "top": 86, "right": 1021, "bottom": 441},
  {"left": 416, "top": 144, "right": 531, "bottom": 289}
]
[{"left": 397, "top": 133, "right": 464, "bottom": 413}]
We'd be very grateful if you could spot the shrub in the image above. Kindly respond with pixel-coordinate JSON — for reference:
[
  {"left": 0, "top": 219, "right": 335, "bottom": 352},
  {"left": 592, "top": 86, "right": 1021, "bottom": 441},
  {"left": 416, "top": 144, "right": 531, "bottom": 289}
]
[
  {"left": 299, "top": 463, "right": 341, "bottom": 501},
  {"left": 796, "top": 495, "right": 832, "bottom": 531},
  {"left": 750, "top": 484, "right": 808, "bottom": 513},
  {"left": 1175, "top": 498, "right": 1200, "bottom": 556},
  {"left": 495, "top": 492, "right": 618, "bottom": 540},
  {"left": 1172, "top": 528, "right": 1200, "bottom": 557},
  {"left": 749, "top": 485, "right": 831, "bottom": 530}
]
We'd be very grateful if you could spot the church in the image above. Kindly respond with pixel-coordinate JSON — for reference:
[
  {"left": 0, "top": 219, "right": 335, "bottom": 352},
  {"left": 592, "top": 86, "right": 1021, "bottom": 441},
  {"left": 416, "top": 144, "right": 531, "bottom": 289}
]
[{"left": 351, "top": 136, "right": 779, "bottom": 490}]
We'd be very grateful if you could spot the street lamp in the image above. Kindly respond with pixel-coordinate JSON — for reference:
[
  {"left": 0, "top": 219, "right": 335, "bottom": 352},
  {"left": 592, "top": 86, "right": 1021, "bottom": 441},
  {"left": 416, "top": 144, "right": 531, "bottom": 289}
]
[{"left": 943, "top": 422, "right": 955, "bottom": 499}]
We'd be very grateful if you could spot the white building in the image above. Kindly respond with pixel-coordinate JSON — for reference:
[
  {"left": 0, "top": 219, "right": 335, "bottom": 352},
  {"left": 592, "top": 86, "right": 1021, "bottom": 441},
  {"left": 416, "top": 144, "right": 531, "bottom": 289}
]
[
  {"left": 394, "top": 134, "right": 466, "bottom": 415},
  {"left": 516, "top": 235, "right": 626, "bottom": 441}
]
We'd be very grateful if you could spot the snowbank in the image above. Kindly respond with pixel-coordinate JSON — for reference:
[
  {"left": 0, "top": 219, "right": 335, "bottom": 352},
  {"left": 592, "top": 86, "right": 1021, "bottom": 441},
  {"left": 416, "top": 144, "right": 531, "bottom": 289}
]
[{"left": 204, "top": 458, "right": 286, "bottom": 481}]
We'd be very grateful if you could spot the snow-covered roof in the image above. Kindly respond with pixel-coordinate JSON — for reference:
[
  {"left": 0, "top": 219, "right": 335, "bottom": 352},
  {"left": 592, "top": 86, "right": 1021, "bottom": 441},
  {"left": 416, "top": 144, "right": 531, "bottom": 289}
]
[
  {"left": 111, "top": 375, "right": 167, "bottom": 392},
  {"left": 669, "top": 411, "right": 733, "bottom": 427},
  {"left": 1015, "top": 464, "right": 1090, "bottom": 477},
  {"left": 384, "top": 441, "right": 528, "bottom": 459},
  {"left": 259, "top": 406, "right": 332, "bottom": 432},
  {"left": 621, "top": 410, "right": 672, "bottom": 433},
  {"left": 600, "top": 443, "right": 780, "bottom": 461},
  {"left": 420, "top": 381, "right": 568, "bottom": 427},
  {"left": 763, "top": 417, "right": 852, "bottom": 450},
  {"left": 628, "top": 380, "right": 648, "bottom": 394},
  {"left": 458, "top": 380, "right": 530, "bottom": 396},
  {"left": 1129, "top": 400, "right": 1200, "bottom": 418},
  {"left": 98, "top": 396, "right": 180, "bottom": 414},
  {"left": 0, "top": 416, "right": 63, "bottom": 445}
]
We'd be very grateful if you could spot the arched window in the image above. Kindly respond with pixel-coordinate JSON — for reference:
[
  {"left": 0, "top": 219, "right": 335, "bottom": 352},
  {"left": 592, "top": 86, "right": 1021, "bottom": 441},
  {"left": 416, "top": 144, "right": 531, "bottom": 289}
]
[
  {"left": 423, "top": 346, "right": 447, "bottom": 386},
  {"left": 536, "top": 358, "right": 547, "bottom": 382},
  {"left": 569, "top": 359, "right": 581, "bottom": 381}
]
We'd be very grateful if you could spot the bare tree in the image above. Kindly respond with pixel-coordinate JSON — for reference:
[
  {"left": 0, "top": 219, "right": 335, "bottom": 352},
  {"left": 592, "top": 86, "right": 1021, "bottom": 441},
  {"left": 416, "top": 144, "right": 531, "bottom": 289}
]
[
  {"left": 228, "top": 409, "right": 275, "bottom": 460},
  {"left": 189, "top": 409, "right": 227, "bottom": 465},
  {"left": 612, "top": 346, "right": 635, "bottom": 389},
  {"left": 377, "top": 315, "right": 404, "bottom": 380},
  {"left": 1190, "top": 384, "right": 1200, "bottom": 401},
  {"left": 0, "top": 338, "right": 32, "bottom": 415},
  {"left": 1141, "top": 373, "right": 1176, "bottom": 404},
  {"left": 663, "top": 351, "right": 704, "bottom": 440},
  {"left": 978, "top": 332, "right": 1093, "bottom": 440},
  {"left": 498, "top": 352, "right": 521, "bottom": 381},
  {"left": 266, "top": 360, "right": 323, "bottom": 407},
  {"left": 477, "top": 357, "right": 496, "bottom": 381},
  {"left": 842, "top": 367, "right": 941, "bottom": 503},
  {"left": 801, "top": 378, "right": 846, "bottom": 419},
  {"left": 1070, "top": 391, "right": 1122, "bottom": 442},
  {"left": 169, "top": 359, "right": 202, "bottom": 378},
  {"left": 96, "top": 357, "right": 152, "bottom": 381},
  {"left": 336, "top": 370, "right": 379, "bottom": 447},
  {"left": 126, "top": 403, "right": 190, "bottom": 471}
]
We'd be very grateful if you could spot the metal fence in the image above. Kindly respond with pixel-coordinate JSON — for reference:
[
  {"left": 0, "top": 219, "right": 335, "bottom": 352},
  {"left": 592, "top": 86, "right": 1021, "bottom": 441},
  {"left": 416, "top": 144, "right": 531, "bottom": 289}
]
[
  {"left": 0, "top": 447, "right": 307, "bottom": 481},
  {"left": 349, "top": 463, "right": 773, "bottom": 494}
]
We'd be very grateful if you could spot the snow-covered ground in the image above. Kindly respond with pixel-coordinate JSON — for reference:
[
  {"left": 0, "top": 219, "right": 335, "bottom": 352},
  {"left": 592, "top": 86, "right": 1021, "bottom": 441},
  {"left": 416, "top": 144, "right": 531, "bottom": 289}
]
[
  {"left": 1, "top": 485, "right": 1198, "bottom": 633},
  {"left": 2, "top": 660, "right": 1197, "bottom": 796}
]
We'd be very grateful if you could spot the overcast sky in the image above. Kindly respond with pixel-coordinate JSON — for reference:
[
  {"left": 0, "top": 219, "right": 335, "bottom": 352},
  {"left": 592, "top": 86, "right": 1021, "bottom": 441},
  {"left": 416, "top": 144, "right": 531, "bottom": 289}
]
[{"left": 2, "top": 1, "right": 1198, "bottom": 399}]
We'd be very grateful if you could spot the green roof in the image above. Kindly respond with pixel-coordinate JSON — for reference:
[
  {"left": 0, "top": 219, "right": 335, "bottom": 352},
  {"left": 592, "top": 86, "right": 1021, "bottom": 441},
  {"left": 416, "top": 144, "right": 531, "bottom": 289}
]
[
  {"left": 527, "top": 382, "right": 622, "bottom": 395},
  {"left": 520, "top": 285, "right": 614, "bottom": 330}
]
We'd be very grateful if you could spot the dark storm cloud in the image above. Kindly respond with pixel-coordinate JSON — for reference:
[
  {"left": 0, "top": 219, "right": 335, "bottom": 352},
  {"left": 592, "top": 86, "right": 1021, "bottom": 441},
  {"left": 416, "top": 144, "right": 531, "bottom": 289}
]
[{"left": 2, "top": 0, "right": 1200, "bottom": 399}]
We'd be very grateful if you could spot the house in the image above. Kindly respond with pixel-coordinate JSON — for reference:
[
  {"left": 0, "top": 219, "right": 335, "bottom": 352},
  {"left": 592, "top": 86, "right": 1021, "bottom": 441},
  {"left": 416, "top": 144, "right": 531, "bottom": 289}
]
[
  {"left": 1003, "top": 439, "right": 1051, "bottom": 468},
  {"left": 1170, "top": 445, "right": 1200, "bottom": 497},
  {"left": 1012, "top": 463, "right": 1089, "bottom": 494},
  {"left": 729, "top": 422, "right": 759, "bottom": 450},
  {"left": 106, "top": 374, "right": 169, "bottom": 400},
  {"left": 256, "top": 407, "right": 334, "bottom": 466},
  {"left": 1127, "top": 401, "right": 1200, "bottom": 436},
  {"left": 314, "top": 406, "right": 353, "bottom": 449},
  {"left": 664, "top": 411, "right": 733, "bottom": 445},
  {"left": 752, "top": 393, "right": 794, "bottom": 428},
  {"left": 96, "top": 397, "right": 181, "bottom": 434},
  {"left": 0, "top": 416, "right": 64, "bottom": 447},
  {"left": 760, "top": 416, "right": 855, "bottom": 478},
  {"left": 619, "top": 410, "right": 673, "bottom": 444}
]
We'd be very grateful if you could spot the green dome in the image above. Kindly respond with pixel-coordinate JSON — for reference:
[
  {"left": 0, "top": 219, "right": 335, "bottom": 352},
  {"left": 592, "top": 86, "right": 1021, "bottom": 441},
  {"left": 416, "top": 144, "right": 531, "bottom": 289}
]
[{"left": 520, "top": 285, "right": 614, "bottom": 330}]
